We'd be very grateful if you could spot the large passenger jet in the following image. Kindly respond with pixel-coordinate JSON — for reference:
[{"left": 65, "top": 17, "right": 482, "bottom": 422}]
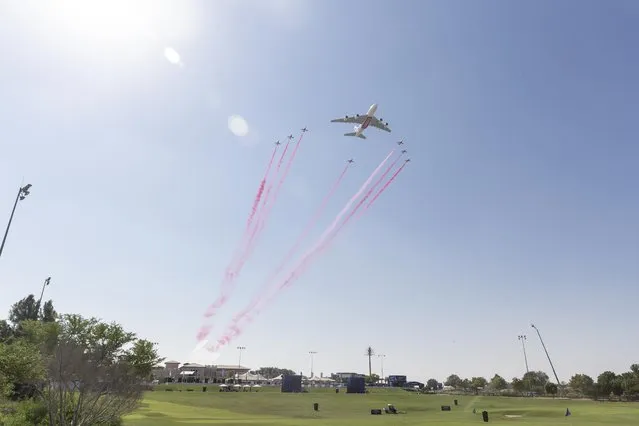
[{"left": 330, "top": 103, "right": 391, "bottom": 139}]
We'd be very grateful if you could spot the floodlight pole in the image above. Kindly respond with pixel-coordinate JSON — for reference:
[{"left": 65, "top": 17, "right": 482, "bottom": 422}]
[
  {"left": 531, "top": 324, "right": 560, "bottom": 385},
  {"left": 309, "top": 351, "right": 317, "bottom": 377},
  {"left": 377, "top": 354, "right": 386, "bottom": 384},
  {"left": 0, "top": 184, "right": 32, "bottom": 262},
  {"left": 36, "top": 276, "right": 51, "bottom": 314},
  {"left": 517, "top": 335, "right": 530, "bottom": 373},
  {"left": 237, "top": 346, "right": 246, "bottom": 368}
]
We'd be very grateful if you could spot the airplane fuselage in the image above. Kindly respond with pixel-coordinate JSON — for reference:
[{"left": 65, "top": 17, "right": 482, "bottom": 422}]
[{"left": 356, "top": 103, "right": 378, "bottom": 136}]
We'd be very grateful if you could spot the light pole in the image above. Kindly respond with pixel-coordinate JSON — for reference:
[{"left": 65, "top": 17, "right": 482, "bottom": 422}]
[
  {"left": 237, "top": 346, "right": 246, "bottom": 368},
  {"left": 0, "top": 184, "right": 32, "bottom": 262},
  {"left": 308, "top": 351, "right": 317, "bottom": 377},
  {"left": 377, "top": 354, "right": 386, "bottom": 385},
  {"left": 531, "top": 323, "right": 560, "bottom": 385},
  {"left": 517, "top": 335, "right": 529, "bottom": 373},
  {"left": 36, "top": 277, "right": 51, "bottom": 316}
]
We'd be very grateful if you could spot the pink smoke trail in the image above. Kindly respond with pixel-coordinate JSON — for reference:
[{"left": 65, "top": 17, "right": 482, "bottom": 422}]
[
  {"left": 198, "top": 145, "right": 278, "bottom": 333},
  {"left": 234, "top": 133, "right": 307, "bottom": 271},
  {"left": 350, "top": 151, "right": 405, "bottom": 223},
  {"left": 220, "top": 162, "right": 352, "bottom": 331},
  {"left": 365, "top": 160, "right": 409, "bottom": 210},
  {"left": 199, "top": 135, "right": 305, "bottom": 342},
  {"left": 211, "top": 157, "right": 409, "bottom": 350},
  {"left": 319, "top": 158, "right": 410, "bottom": 256},
  {"left": 208, "top": 149, "right": 395, "bottom": 351}
]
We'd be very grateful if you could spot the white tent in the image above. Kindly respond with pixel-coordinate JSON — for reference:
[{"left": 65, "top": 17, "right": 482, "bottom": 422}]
[
  {"left": 307, "top": 376, "right": 334, "bottom": 382},
  {"left": 234, "top": 372, "right": 268, "bottom": 382}
]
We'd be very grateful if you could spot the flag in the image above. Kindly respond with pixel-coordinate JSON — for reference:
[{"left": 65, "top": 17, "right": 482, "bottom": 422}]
[{"left": 565, "top": 408, "right": 571, "bottom": 417}]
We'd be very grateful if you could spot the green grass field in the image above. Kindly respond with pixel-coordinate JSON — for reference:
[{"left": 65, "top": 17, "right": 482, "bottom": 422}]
[{"left": 124, "top": 386, "right": 639, "bottom": 425}]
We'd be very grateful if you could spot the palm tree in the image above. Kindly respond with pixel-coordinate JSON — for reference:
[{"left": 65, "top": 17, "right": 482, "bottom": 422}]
[{"left": 366, "top": 346, "right": 375, "bottom": 377}]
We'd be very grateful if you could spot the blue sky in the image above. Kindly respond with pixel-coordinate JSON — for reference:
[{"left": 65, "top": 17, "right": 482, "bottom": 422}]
[{"left": 0, "top": 0, "right": 637, "bottom": 383}]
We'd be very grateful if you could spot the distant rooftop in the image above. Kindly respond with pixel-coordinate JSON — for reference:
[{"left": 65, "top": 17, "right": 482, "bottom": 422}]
[
  {"left": 215, "top": 365, "right": 250, "bottom": 370},
  {"left": 165, "top": 360, "right": 180, "bottom": 365}
]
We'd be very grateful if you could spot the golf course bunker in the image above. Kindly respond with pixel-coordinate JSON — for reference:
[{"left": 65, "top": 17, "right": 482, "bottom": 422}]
[{"left": 504, "top": 414, "right": 523, "bottom": 418}]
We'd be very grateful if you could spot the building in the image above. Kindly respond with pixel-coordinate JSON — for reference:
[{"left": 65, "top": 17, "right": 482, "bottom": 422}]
[
  {"left": 215, "top": 365, "right": 250, "bottom": 382},
  {"left": 152, "top": 361, "right": 251, "bottom": 384},
  {"left": 331, "top": 372, "right": 365, "bottom": 384},
  {"left": 388, "top": 375, "right": 407, "bottom": 387}
]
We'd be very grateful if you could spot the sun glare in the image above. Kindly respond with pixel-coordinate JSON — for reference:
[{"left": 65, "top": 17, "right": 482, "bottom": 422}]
[
  {"left": 164, "top": 47, "right": 183, "bottom": 66},
  {"left": 53, "top": 0, "right": 154, "bottom": 42},
  {"left": 228, "top": 115, "right": 250, "bottom": 137}
]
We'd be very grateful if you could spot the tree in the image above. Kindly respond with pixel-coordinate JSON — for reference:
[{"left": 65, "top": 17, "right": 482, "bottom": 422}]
[
  {"left": 444, "top": 374, "right": 462, "bottom": 388},
  {"left": 9, "top": 295, "right": 40, "bottom": 324},
  {"left": 39, "top": 314, "right": 163, "bottom": 425},
  {"left": 489, "top": 374, "right": 508, "bottom": 391},
  {"left": 365, "top": 374, "right": 380, "bottom": 385},
  {"left": 597, "top": 371, "right": 617, "bottom": 396},
  {"left": 470, "top": 377, "right": 487, "bottom": 393},
  {"left": 250, "top": 367, "right": 296, "bottom": 378},
  {"left": 618, "top": 371, "right": 639, "bottom": 395},
  {"left": 545, "top": 382, "right": 558, "bottom": 397},
  {"left": 522, "top": 371, "right": 549, "bottom": 393},
  {"left": 40, "top": 300, "right": 57, "bottom": 323},
  {"left": 0, "top": 339, "right": 45, "bottom": 399},
  {"left": 426, "top": 378, "right": 439, "bottom": 391},
  {"left": 6, "top": 294, "right": 57, "bottom": 338},
  {"left": 511, "top": 377, "right": 526, "bottom": 394},
  {"left": 461, "top": 378, "right": 471, "bottom": 391},
  {"left": 0, "top": 319, "right": 11, "bottom": 341},
  {"left": 366, "top": 346, "right": 374, "bottom": 378},
  {"left": 569, "top": 373, "right": 595, "bottom": 396}
]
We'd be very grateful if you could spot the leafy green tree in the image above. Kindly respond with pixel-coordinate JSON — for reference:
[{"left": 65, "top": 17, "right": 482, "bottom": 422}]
[
  {"left": 250, "top": 367, "right": 296, "bottom": 378},
  {"left": 40, "top": 314, "right": 163, "bottom": 425},
  {"left": 597, "top": 371, "right": 617, "bottom": 396},
  {"left": 618, "top": 371, "right": 639, "bottom": 395},
  {"left": 545, "top": 382, "right": 558, "bottom": 397},
  {"left": 0, "top": 339, "right": 45, "bottom": 399},
  {"left": 569, "top": 374, "right": 595, "bottom": 395},
  {"left": 470, "top": 377, "right": 487, "bottom": 393},
  {"left": 365, "top": 373, "right": 380, "bottom": 384},
  {"left": 461, "top": 378, "right": 471, "bottom": 390},
  {"left": 511, "top": 377, "right": 526, "bottom": 394},
  {"left": 523, "top": 371, "right": 549, "bottom": 393},
  {"left": 490, "top": 374, "right": 508, "bottom": 390},
  {"left": 426, "top": 378, "right": 439, "bottom": 390},
  {"left": 0, "top": 319, "right": 11, "bottom": 341},
  {"left": 444, "top": 374, "right": 462, "bottom": 388},
  {"left": 40, "top": 300, "right": 57, "bottom": 323}
]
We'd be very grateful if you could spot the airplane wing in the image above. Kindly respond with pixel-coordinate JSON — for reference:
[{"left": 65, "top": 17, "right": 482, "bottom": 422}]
[
  {"left": 370, "top": 117, "right": 391, "bottom": 132},
  {"left": 331, "top": 115, "right": 367, "bottom": 125}
]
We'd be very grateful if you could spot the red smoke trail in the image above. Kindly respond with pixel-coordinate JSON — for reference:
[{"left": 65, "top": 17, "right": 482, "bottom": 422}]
[
  {"left": 365, "top": 161, "right": 408, "bottom": 210},
  {"left": 303, "top": 153, "right": 405, "bottom": 263},
  {"left": 208, "top": 150, "right": 394, "bottom": 351},
  {"left": 199, "top": 145, "right": 279, "bottom": 329},
  {"left": 227, "top": 146, "right": 280, "bottom": 273},
  {"left": 350, "top": 151, "right": 405, "bottom": 223},
  {"left": 218, "top": 163, "right": 351, "bottom": 334},
  {"left": 235, "top": 133, "right": 307, "bottom": 270},
  {"left": 200, "top": 134, "right": 305, "bottom": 341},
  {"left": 321, "top": 159, "right": 410, "bottom": 258},
  {"left": 211, "top": 158, "right": 409, "bottom": 351}
]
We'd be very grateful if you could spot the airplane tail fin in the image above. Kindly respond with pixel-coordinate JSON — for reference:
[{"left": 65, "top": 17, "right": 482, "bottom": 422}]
[{"left": 344, "top": 132, "right": 367, "bottom": 140}]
